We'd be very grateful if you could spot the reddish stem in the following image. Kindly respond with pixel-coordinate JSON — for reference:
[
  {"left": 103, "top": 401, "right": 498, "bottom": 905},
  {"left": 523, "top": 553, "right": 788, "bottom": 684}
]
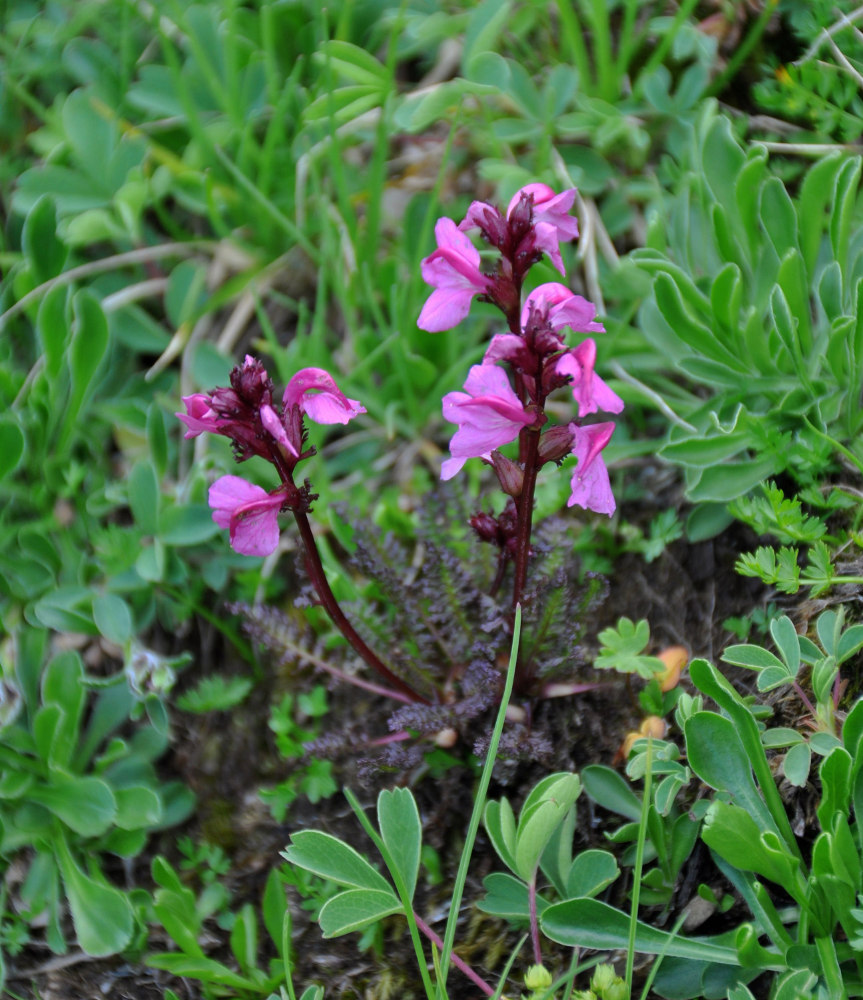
[
  {"left": 292, "top": 508, "right": 427, "bottom": 704},
  {"left": 412, "top": 912, "right": 495, "bottom": 997},
  {"left": 528, "top": 870, "right": 542, "bottom": 966},
  {"left": 511, "top": 426, "right": 541, "bottom": 613}
]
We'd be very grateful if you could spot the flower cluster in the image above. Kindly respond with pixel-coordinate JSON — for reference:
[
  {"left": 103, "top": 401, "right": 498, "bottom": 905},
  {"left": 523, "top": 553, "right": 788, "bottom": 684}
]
[
  {"left": 177, "top": 359, "right": 365, "bottom": 556},
  {"left": 418, "top": 183, "right": 623, "bottom": 517}
]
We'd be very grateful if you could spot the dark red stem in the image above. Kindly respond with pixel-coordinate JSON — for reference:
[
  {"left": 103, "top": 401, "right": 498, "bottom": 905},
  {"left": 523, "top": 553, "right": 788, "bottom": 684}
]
[
  {"left": 291, "top": 508, "right": 427, "bottom": 704},
  {"left": 511, "top": 426, "right": 541, "bottom": 613}
]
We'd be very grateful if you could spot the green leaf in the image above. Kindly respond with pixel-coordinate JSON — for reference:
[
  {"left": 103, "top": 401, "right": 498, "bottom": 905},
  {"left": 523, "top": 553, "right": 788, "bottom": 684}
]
[
  {"left": 594, "top": 617, "right": 664, "bottom": 677},
  {"left": 157, "top": 504, "right": 221, "bottom": 545},
  {"left": 114, "top": 786, "right": 162, "bottom": 830},
  {"left": 690, "top": 658, "right": 801, "bottom": 858},
  {"left": 147, "top": 405, "right": 169, "bottom": 480},
  {"left": 782, "top": 742, "right": 811, "bottom": 787},
  {"left": 581, "top": 764, "right": 642, "bottom": 822},
  {"left": 282, "top": 831, "right": 393, "bottom": 892},
  {"left": 838, "top": 625, "right": 863, "bottom": 665},
  {"left": 541, "top": 897, "right": 740, "bottom": 965},
  {"left": 176, "top": 675, "right": 252, "bottom": 713},
  {"left": 484, "top": 798, "right": 518, "bottom": 874},
  {"left": 128, "top": 460, "right": 160, "bottom": 535},
  {"left": 36, "top": 284, "right": 70, "bottom": 380},
  {"left": 315, "top": 41, "right": 388, "bottom": 86},
  {"left": 829, "top": 158, "right": 862, "bottom": 272},
  {"left": 0, "top": 419, "right": 25, "bottom": 480},
  {"left": 463, "top": 0, "right": 513, "bottom": 75},
  {"left": 55, "top": 832, "right": 133, "bottom": 956},
  {"left": 686, "top": 456, "right": 781, "bottom": 503},
  {"left": 721, "top": 643, "right": 787, "bottom": 673},
  {"left": 514, "top": 773, "right": 581, "bottom": 880},
  {"left": 769, "top": 616, "right": 801, "bottom": 677},
  {"left": 799, "top": 154, "right": 845, "bottom": 274},
  {"left": 303, "top": 86, "right": 383, "bottom": 126},
  {"left": 230, "top": 903, "right": 258, "bottom": 975},
  {"left": 92, "top": 593, "right": 133, "bottom": 644},
  {"left": 659, "top": 432, "right": 750, "bottom": 467},
  {"left": 653, "top": 273, "right": 745, "bottom": 370},
  {"left": 377, "top": 787, "right": 421, "bottom": 903},
  {"left": 776, "top": 250, "right": 812, "bottom": 355},
  {"left": 262, "top": 867, "right": 287, "bottom": 954},
  {"left": 22, "top": 196, "right": 68, "bottom": 282},
  {"left": 685, "top": 712, "right": 775, "bottom": 834},
  {"left": 65, "top": 289, "right": 109, "bottom": 445},
  {"left": 564, "top": 849, "right": 619, "bottom": 899},
  {"left": 164, "top": 261, "right": 209, "bottom": 328},
  {"left": 317, "top": 888, "right": 402, "bottom": 938},
  {"left": 759, "top": 177, "right": 798, "bottom": 257},
  {"left": 816, "top": 747, "right": 852, "bottom": 830},
  {"left": 842, "top": 699, "right": 863, "bottom": 759},
  {"left": 477, "top": 872, "right": 531, "bottom": 920},
  {"left": 29, "top": 776, "right": 116, "bottom": 837},
  {"left": 146, "top": 953, "right": 253, "bottom": 989},
  {"left": 701, "top": 801, "right": 801, "bottom": 892},
  {"left": 701, "top": 116, "right": 745, "bottom": 229}
]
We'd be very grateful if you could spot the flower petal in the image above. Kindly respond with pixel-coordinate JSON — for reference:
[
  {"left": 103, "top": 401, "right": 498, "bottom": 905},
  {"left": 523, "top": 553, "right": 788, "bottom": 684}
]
[
  {"left": 208, "top": 476, "right": 284, "bottom": 556},
  {"left": 567, "top": 423, "right": 616, "bottom": 516}
]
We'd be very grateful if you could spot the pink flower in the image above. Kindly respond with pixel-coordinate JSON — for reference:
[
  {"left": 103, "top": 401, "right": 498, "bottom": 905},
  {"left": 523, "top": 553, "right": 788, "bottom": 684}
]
[
  {"left": 283, "top": 368, "right": 366, "bottom": 425},
  {"left": 440, "top": 365, "right": 533, "bottom": 480},
  {"left": 556, "top": 341, "right": 624, "bottom": 418},
  {"left": 482, "top": 333, "right": 531, "bottom": 368},
  {"left": 260, "top": 403, "right": 299, "bottom": 456},
  {"left": 418, "top": 218, "right": 493, "bottom": 332},
  {"left": 522, "top": 283, "right": 604, "bottom": 336},
  {"left": 507, "top": 184, "right": 578, "bottom": 242},
  {"left": 208, "top": 476, "right": 286, "bottom": 557},
  {"left": 567, "top": 422, "right": 616, "bottom": 516},
  {"left": 177, "top": 394, "right": 225, "bottom": 438}
]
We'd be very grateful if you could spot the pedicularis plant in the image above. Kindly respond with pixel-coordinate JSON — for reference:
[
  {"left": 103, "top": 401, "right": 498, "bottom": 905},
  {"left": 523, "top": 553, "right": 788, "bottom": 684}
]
[{"left": 178, "top": 184, "right": 624, "bottom": 735}]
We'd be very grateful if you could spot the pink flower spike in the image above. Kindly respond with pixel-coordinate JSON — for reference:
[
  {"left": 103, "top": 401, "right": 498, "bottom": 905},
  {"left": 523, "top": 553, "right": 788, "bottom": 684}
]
[
  {"left": 556, "top": 342, "right": 624, "bottom": 418},
  {"left": 283, "top": 368, "right": 366, "bottom": 425},
  {"left": 260, "top": 403, "right": 298, "bottom": 457},
  {"left": 177, "top": 394, "right": 222, "bottom": 438},
  {"left": 208, "top": 475, "right": 285, "bottom": 557},
  {"left": 522, "top": 283, "right": 605, "bottom": 335},
  {"left": 567, "top": 422, "right": 616, "bottom": 516},
  {"left": 507, "top": 183, "right": 579, "bottom": 242},
  {"left": 418, "top": 218, "right": 492, "bottom": 332},
  {"left": 441, "top": 365, "right": 533, "bottom": 480}
]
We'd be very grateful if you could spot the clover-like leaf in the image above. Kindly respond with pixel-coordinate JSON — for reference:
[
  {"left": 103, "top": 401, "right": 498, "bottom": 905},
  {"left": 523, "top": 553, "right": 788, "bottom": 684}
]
[
  {"left": 377, "top": 787, "right": 421, "bottom": 903},
  {"left": 317, "top": 888, "right": 402, "bottom": 938},
  {"left": 282, "top": 831, "right": 392, "bottom": 893}
]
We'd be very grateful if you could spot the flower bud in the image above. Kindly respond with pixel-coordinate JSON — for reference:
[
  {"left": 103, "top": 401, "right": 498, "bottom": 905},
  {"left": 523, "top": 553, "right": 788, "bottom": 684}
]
[
  {"left": 590, "top": 964, "right": 621, "bottom": 995},
  {"left": 507, "top": 191, "right": 534, "bottom": 242},
  {"left": 490, "top": 451, "right": 524, "bottom": 497},
  {"left": 524, "top": 964, "right": 553, "bottom": 992},
  {"left": 469, "top": 510, "right": 500, "bottom": 545},
  {"left": 537, "top": 423, "right": 575, "bottom": 464}
]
